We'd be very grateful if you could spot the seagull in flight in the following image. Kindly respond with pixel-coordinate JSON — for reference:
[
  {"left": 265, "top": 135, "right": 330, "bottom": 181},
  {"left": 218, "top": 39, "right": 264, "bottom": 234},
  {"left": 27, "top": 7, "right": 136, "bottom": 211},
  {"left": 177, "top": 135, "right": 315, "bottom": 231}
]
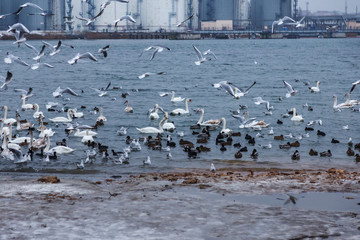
[
  {"left": 138, "top": 72, "right": 166, "bottom": 79},
  {"left": 4, "top": 53, "right": 29, "bottom": 67},
  {"left": 76, "top": 9, "right": 105, "bottom": 26},
  {"left": 14, "top": 87, "right": 33, "bottom": 99},
  {"left": 213, "top": 81, "right": 254, "bottom": 99},
  {"left": 193, "top": 45, "right": 211, "bottom": 65},
  {"left": 350, "top": 80, "right": 360, "bottom": 94},
  {"left": 52, "top": 87, "right": 78, "bottom": 98},
  {"left": 24, "top": 42, "right": 46, "bottom": 61},
  {"left": 203, "top": 49, "right": 217, "bottom": 60},
  {"left": 42, "top": 40, "right": 63, "bottom": 56},
  {"left": 68, "top": 52, "right": 98, "bottom": 65},
  {"left": 30, "top": 63, "right": 54, "bottom": 70},
  {"left": 7, "top": 23, "right": 30, "bottom": 47},
  {"left": 0, "top": 71, "right": 14, "bottom": 91},
  {"left": 114, "top": 15, "right": 136, "bottom": 27},
  {"left": 90, "top": 82, "right": 111, "bottom": 97},
  {"left": 176, "top": 13, "right": 194, "bottom": 27},
  {"left": 233, "top": 81, "right": 256, "bottom": 99},
  {"left": 100, "top": 0, "right": 129, "bottom": 11},
  {"left": 139, "top": 45, "right": 171, "bottom": 60},
  {"left": 98, "top": 45, "right": 110, "bottom": 58},
  {"left": 283, "top": 80, "right": 297, "bottom": 98},
  {"left": 13, "top": 2, "right": 45, "bottom": 15}
]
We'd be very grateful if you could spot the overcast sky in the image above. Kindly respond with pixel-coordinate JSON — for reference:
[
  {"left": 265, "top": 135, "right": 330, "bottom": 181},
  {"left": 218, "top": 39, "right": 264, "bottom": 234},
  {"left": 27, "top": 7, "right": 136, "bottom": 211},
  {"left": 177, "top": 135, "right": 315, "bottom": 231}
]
[{"left": 298, "top": 0, "right": 360, "bottom": 13}]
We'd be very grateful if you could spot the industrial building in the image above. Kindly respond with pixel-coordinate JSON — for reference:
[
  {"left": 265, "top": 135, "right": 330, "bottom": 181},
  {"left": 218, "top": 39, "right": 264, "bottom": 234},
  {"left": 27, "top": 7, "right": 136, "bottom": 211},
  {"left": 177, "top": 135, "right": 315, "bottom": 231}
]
[
  {"left": 0, "top": 0, "right": 250, "bottom": 33},
  {"left": 199, "top": 0, "right": 250, "bottom": 30},
  {"left": 250, "top": 0, "right": 294, "bottom": 31},
  {"left": 0, "top": 0, "right": 65, "bottom": 31}
]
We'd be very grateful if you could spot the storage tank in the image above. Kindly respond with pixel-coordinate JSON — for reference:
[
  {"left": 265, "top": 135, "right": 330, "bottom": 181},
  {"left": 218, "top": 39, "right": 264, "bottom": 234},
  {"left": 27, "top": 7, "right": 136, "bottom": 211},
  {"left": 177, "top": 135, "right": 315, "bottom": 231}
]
[
  {"left": 0, "top": 1, "right": 19, "bottom": 30},
  {"left": 250, "top": 0, "right": 293, "bottom": 30}
]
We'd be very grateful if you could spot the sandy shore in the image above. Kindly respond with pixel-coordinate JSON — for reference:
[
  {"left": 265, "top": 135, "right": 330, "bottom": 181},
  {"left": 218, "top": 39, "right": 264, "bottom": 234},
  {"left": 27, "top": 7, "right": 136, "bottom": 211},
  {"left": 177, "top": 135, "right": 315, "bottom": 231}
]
[{"left": 1, "top": 168, "right": 360, "bottom": 239}]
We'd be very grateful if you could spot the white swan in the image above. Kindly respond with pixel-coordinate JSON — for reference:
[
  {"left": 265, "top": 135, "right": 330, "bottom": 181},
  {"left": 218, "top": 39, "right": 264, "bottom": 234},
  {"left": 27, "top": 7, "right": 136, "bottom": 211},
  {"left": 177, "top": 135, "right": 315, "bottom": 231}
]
[
  {"left": 81, "top": 130, "right": 94, "bottom": 143},
  {"left": 136, "top": 115, "right": 167, "bottom": 134},
  {"left": 333, "top": 94, "right": 352, "bottom": 110},
  {"left": 1, "top": 130, "right": 15, "bottom": 161},
  {"left": 21, "top": 95, "right": 34, "bottom": 110},
  {"left": 72, "top": 109, "right": 84, "bottom": 118},
  {"left": 74, "top": 129, "right": 98, "bottom": 137},
  {"left": 170, "top": 91, "right": 185, "bottom": 102},
  {"left": 33, "top": 103, "right": 44, "bottom": 119},
  {"left": 162, "top": 112, "right": 176, "bottom": 131},
  {"left": 96, "top": 106, "right": 107, "bottom": 122},
  {"left": 309, "top": 81, "right": 320, "bottom": 92},
  {"left": 1, "top": 127, "right": 21, "bottom": 151},
  {"left": 49, "top": 109, "right": 74, "bottom": 123},
  {"left": 291, "top": 108, "right": 304, "bottom": 122},
  {"left": 44, "top": 135, "right": 75, "bottom": 154},
  {"left": 196, "top": 109, "right": 221, "bottom": 126},
  {"left": 345, "top": 92, "right": 360, "bottom": 106},
  {"left": 1, "top": 106, "right": 16, "bottom": 125},
  {"left": 170, "top": 98, "right": 192, "bottom": 115},
  {"left": 39, "top": 127, "right": 55, "bottom": 138},
  {"left": 220, "top": 117, "right": 232, "bottom": 135},
  {"left": 8, "top": 124, "right": 30, "bottom": 145},
  {"left": 16, "top": 114, "right": 32, "bottom": 131}
]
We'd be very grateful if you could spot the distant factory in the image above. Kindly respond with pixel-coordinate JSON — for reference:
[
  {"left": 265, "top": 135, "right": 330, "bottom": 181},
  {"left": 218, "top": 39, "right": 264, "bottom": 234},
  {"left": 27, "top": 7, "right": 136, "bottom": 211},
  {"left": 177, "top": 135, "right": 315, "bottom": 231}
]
[{"left": 0, "top": 0, "right": 358, "bottom": 33}]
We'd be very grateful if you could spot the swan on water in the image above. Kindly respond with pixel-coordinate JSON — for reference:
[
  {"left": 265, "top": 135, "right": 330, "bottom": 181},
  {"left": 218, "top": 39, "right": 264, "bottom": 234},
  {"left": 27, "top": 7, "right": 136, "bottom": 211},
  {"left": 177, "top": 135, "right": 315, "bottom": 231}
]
[
  {"left": 136, "top": 115, "right": 167, "bottom": 134},
  {"left": 170, "top": 98, "right": 192, "bottom": 115},
  {"left": 290, "top": 108, "right": 304, "bottom": 122}
]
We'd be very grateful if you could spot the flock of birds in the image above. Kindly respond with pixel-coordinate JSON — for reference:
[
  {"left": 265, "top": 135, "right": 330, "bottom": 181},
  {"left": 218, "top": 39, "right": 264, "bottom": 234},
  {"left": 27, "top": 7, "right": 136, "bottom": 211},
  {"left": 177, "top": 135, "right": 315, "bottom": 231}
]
[{"left": 0, "top": 2, "right": 360, "bottom": 172}]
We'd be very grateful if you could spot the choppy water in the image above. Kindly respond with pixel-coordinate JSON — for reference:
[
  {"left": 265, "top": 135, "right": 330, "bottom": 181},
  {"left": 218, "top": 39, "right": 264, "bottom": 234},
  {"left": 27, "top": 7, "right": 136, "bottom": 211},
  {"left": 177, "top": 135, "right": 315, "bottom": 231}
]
[{"left": 1, "top": 38, "right": 360, "bottom": 175}]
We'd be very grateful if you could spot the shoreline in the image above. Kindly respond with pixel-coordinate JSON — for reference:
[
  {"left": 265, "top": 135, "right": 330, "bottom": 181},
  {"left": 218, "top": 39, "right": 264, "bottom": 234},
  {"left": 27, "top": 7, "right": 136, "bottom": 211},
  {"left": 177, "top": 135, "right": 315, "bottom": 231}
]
[{"left": 1, "top": 167, "right": 360, "bottom": 239}]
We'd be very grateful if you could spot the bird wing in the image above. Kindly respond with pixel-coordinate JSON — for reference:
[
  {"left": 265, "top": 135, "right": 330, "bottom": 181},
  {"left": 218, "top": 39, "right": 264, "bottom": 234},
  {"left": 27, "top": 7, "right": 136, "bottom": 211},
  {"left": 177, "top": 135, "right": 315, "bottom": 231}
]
[
  {"left": 219, "top": 82, "right": 235, "bottom": 97},
  {"left": 42, "top": 40, "right": 55, "bottom": 50},
  {"left": 79, "top": 52, "right": 98, "bottom": 62},
  {"left": 244, "top": 81, "right": 257, "bottom": 93},
  {"left": 203, "top": 49, "right": 217, "bottom": 59},
  {"left": 13, "top": 57, "right": 29, "bottom": 67},
  {"left": 283, "top": 80, "right": 294, "bottom": 93},
  {"left": 193, "top": 45, "right": 203, "bottom": 61},
  {"left": 91, "top": 9, "right": 105, "bottom": 21},
  {"left": 54, "top": 40, "right": 62, "bottom": 51},
  {"left": 41, "top": 63, "right": 54, "bottom": 68},
  {"left": 350, "top": 80, "right": 360, "bottom": 94},
  {"left": 24, "top": 2, "right": 44, "bottom": 11},
  {"left": 120, "top": 15, "right": 136, "bottom": 23},
  {"left": 150, "top": 48, "right": 160, "bottom": 60},
  {"left": 62, "top": 88, "right": 78, "bottom": 96},
  {"left": 105, "top": 81, "right": 111, "bottom": 91},
  {"left": 90, "top": 87, "right": 103, "bottom": 94},
  {"left": 24, "top": 42, "right": 39, "bottom": 55},
  {"left": 76, "top": 16, "right": 89, "bottom": 22},
  {"left": 176, "top": 13, "right": 194, "bottom": 27},
  {"left": 5, "top": 71, "right": 13, "bottom": 82}
]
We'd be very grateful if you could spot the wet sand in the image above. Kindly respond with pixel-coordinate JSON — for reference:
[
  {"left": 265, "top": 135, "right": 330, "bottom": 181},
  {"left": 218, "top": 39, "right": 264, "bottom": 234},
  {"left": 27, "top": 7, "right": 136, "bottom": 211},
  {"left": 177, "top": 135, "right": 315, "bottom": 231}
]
[{"left": 1, "top": 167, "right": 360, "bottom": 239}]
